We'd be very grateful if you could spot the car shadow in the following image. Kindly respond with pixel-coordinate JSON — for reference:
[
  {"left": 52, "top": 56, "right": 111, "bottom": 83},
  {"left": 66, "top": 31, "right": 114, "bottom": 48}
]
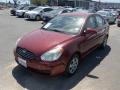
[
  {"left": 25, "top": 19, "right": 42, "bottom": 22},
  {"left": 12, "top": 45, "right": 111, "bottom": 90}
]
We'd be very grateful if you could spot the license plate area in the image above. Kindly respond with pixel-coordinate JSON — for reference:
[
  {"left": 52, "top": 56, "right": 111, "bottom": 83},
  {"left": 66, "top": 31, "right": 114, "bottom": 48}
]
[{"left": 18, "top": 57, "right": 27, "bottom": 68}]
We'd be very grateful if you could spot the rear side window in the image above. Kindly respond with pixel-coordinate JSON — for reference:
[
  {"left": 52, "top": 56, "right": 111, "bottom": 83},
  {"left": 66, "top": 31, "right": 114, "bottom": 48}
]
[{"left": 96, "top": 16, "right": 104, "bottom": 27}]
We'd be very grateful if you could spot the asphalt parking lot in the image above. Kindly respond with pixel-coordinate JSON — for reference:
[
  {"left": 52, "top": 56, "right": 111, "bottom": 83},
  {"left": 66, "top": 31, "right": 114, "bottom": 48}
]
[{"left": 0, "top": 9, "right": 120, "bottom": 90}]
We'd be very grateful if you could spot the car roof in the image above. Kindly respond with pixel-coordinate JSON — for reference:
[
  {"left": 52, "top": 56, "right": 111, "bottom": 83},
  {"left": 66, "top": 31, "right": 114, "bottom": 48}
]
[
  {"left": 37, "top": 6, "right": 51, "bottom": 9},
  {"left": 60, "top": 12, "right": 94, "bottom": 18}
]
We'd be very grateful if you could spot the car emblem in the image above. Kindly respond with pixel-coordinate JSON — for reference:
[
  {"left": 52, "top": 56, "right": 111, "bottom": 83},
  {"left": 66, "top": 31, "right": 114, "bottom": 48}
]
[{"left": 22, "top": 50, "right": 27, "bottom": 53}]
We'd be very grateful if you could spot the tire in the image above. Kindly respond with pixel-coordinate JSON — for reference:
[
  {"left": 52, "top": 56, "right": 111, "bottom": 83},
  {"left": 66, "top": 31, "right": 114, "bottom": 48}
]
[
  {"left": 65, "top": 54, "right": 80, "bottom": 76},
  {"left": 100, "top": 36, "right": 108, "bottom": 49},
  {"left": 36, "top": 15, "right": 40, "bottom": 21},
  {"left": 22, "top": 12, "right": 25, "bottom": 17},
  {"left": 117, "top": 24, "right": 120, "bottom": 27}
]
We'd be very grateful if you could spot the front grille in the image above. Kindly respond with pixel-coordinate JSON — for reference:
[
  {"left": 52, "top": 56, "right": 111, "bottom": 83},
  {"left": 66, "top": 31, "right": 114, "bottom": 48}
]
[{"left": 16, "top": 47, "right": 35, "bottom": 60}]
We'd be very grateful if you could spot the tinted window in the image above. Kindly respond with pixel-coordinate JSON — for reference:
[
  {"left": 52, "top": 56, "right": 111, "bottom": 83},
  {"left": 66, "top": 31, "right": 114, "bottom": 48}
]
[
  {"left": 86, "top": 16, "right": 97, "bottom": 29},
  {"left": 44, "top": 8, "right": 53, "bottom": 12},
  {"left": 28, "top": 7, "right": 35, "bottom": 10},
  {"left": 96, "top": 16, "right": 104, "bottom": 27},
  {"left": 62, "top": 10, "right": 70, "bottom": 13}
]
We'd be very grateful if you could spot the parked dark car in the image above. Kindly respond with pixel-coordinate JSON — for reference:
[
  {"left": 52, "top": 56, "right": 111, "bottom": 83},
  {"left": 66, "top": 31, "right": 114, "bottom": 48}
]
[
  {"left": 14, "top": 12, "right": 109, "bottom": 76},
  {"left": 41, "top": 8, "right": 72, "bottom": 22}
]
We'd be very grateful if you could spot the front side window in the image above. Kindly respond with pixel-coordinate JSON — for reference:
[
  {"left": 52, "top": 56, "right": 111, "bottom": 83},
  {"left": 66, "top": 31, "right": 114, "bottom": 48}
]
[
  {"left": 28, "top": 7, "right": 36, "bottom": 10},
  {"left": 96, "top": 16, "right": 104, "bottom": 27},
  {"left": 86, "top": 16, "right": 97, "bottom": 29},
  {"left": 44, "top": 8, "right": 53, "bottom": 12},
  {"left": 42, "top": 15, "right": 85, "bottom": 34}
]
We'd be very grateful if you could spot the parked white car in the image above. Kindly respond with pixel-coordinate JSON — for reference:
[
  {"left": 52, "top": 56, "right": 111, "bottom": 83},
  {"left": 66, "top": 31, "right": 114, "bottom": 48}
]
[
  {"left": 16, "top": 6, "right": 37, "bottom": 17},
  {"left": 97, "top": 10, "right": 116, "bottom": 24},
  {"left": 24, "top": 6, "right": 53, "bottom": 20}
]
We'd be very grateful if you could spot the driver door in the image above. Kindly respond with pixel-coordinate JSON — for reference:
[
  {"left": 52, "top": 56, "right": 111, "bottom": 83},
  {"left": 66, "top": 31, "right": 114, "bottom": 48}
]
[{"left": 80, "top": 16, "right": 98, "bottom": 54}]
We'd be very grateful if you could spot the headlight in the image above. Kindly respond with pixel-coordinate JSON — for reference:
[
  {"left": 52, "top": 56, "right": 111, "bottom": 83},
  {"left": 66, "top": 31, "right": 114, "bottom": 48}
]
[
  {"left": 41, "top": 46, "right": 63, "bottom": 62},
  {"left": 16, "top": 38, "right": 21, "bottom": 45}
]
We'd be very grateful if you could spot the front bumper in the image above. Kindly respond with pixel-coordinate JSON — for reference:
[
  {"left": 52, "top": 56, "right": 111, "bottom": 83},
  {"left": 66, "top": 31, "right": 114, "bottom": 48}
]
[
  {"left": 14, "top": 53, "right": 66, "bottom": 76},
  {"left": 16, "top": 12, "right": 24, "bottom": 17}
]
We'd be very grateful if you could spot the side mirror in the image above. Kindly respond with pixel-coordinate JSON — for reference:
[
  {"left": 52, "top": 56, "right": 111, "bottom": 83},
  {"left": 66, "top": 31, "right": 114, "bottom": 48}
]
[
  {"left": 84, "top": 28, "right": 97, "bottom": 34},
  {"left": 41, "top": 21, "right": 46, "bottom": 25}
]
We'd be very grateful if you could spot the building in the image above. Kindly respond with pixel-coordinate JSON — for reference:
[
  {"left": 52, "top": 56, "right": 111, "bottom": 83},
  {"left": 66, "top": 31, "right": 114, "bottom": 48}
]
[
  {"left": 58, "top": 0, "right": 92, "bottom": 9},
  {"left": 30, "top": 0, "right": 120, "bottom": 9},
  {"left": 100, "top": 2, "right": 120, "bottom": 9}
]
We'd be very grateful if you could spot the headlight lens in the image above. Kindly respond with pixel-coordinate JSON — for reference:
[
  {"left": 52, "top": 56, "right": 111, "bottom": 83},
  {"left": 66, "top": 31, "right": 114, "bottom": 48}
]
[
  {"left": 16, "top": 38, "right": 21, "bottom": 45},
  {"left": 41, "top": 46, "right": 63, "bottom": 62}
]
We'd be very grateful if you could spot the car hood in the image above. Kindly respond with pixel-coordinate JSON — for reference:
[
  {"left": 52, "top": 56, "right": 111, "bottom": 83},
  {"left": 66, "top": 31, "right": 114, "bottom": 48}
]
[
  {"left": 17, "top": 29, "right": 74, "bottom": 55},
  {"left": 44, "top": 11, "right": 61, "bottom": 17},
  {"left": 26, "top": 11, "right": 39, "bottom": 15}
]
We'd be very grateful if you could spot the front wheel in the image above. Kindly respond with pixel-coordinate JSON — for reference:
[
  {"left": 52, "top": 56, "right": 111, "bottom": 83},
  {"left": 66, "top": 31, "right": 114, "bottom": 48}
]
[
  {"left": 65, "top": 54, "right": 80, "bottom": 76},
  {"left": 117, "top": 24, "right": 120, "bottom": 27}
]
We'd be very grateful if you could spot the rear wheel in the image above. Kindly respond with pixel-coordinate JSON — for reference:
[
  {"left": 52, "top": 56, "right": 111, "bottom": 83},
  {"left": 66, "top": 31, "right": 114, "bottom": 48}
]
[
  {"left": 117, "top": 23, "right": 120, "bottom": 27},
  {"left": 65, "top": 54, "right": 80, "bottom": 76}
]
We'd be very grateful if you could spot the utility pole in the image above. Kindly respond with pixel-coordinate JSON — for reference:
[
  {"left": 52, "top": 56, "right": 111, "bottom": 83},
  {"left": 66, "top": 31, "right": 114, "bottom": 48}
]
[
  {"left": 99, "top": 0, "right": 101, "bottom": 10},
  {"left": 6, "top": 0, "right": 7, "bottom": 7},
  {"left": 74, "top": 0, "right": 77, "bottom": 7},
  {"left": 57, "top": 0, "right": 58, "bottom": 6}
]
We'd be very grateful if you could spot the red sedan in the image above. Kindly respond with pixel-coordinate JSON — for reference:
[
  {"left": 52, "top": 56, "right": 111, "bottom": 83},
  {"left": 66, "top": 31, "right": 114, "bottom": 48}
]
[{"left": 14, "top": 12, "right": 109, "bottom": 76}]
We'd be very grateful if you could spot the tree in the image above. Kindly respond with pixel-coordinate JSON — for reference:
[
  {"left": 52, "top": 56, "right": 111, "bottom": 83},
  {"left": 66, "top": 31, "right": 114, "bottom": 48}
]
[{"left": 31, "top": 0, "right": 48, "bottom": 5}]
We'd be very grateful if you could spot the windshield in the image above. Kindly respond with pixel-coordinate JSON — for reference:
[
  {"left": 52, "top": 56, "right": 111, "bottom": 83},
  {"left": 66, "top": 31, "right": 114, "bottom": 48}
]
[
  {"left": 33, "top": 7, "right": 43, "bottom": 12},
  {"left": 42, "top": 15, "right": 85, "bottom": 35}
]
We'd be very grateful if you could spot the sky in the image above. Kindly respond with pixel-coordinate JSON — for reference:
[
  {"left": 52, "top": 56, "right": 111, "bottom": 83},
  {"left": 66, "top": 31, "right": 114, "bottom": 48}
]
[
  {"left": 93, "top": 0, "right": 120, "bottom": 3},
  {"left": 0, "top": 0, "right": 120, "bottom": 3}
]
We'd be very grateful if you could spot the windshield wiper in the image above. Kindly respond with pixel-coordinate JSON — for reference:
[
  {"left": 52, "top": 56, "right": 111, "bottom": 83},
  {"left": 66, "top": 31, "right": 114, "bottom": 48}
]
[
  {"left": 50, "top": 29, "right": 63, "bottom": 33},
  {"left": 42, "top": 27, "right": 68, "bottom": 34}
]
